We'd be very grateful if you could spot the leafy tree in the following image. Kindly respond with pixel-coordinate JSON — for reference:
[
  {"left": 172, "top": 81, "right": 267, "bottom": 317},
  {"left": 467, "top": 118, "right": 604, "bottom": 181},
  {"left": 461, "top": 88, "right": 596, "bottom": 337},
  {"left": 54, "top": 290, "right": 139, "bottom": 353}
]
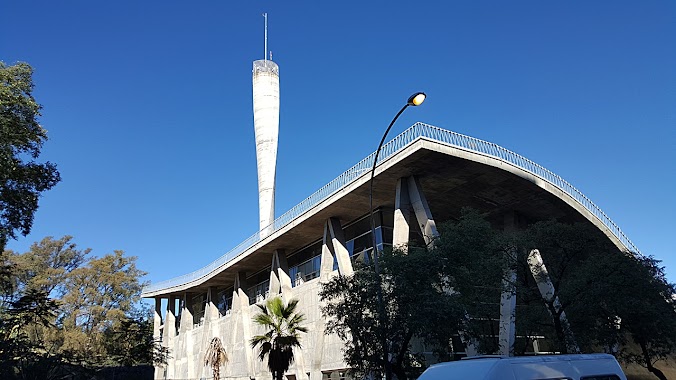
[
  {"left": 105, "top": 312, "right": 169, "bottom": 367},
  {"left": 0, "top": 62, "right": 60, "bottom": 252},
  {"left": 9, "top": 236, "right": 87, "bottom": 297},
  {"left": 251, "top": 297, "right": 307, "bottom": 380},
  {"left": 321, "top": 209, "right": 676, "bottom": 380},
  {"left": 432, "top": 208, "right": 508, "bottom": 354},
  {"left": 59, "top": 250, "right": 147, "bottom": 364},
  {"left": 0, "top": 236, "right": 155, "bottom": 378},
  {"left": 0, "top": 288, "right": 60, "bottom": 380},
  {"left": 607, "top": 255, "right": 676, "bottom": 380},
  {"left": 514, "top": 220, "right": 676, "bottom": 379},
  {"left": 204, "top": 337, "right": 228, "bottom": 380},
  {"left": 321, "top": 245, "right": 470, "bottom": 380}
]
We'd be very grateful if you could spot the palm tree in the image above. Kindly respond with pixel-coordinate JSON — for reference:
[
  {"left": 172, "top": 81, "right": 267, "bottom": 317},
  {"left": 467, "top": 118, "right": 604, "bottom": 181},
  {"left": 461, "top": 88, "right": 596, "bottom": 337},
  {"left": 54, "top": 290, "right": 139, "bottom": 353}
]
[
  {"left": 250, "top": 297, "right": 307, "bottom": 380},
  {"left": 204, "top": 337, "right": 228, "bottom": 380}
]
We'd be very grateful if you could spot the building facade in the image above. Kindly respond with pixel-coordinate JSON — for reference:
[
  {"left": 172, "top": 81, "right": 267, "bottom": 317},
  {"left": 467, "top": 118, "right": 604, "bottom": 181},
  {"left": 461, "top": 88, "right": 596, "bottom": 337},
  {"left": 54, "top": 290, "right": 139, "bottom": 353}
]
[{"left": 142, "top": 122, "right": 639, "bottom": 380}]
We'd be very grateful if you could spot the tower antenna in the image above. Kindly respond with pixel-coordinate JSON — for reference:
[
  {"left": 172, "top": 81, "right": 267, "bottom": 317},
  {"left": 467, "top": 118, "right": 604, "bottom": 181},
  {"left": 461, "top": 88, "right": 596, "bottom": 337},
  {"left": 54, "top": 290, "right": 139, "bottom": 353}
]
[{"left": 263, "top": 13, "right": 268, "bottom": 61}]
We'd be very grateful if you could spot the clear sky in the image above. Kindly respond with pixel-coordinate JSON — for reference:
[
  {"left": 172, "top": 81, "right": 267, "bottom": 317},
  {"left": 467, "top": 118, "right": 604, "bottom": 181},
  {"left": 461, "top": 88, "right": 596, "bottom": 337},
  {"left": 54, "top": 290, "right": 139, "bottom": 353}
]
[{"left": 2, "top": 1, "right": 674, "bottom": 285}]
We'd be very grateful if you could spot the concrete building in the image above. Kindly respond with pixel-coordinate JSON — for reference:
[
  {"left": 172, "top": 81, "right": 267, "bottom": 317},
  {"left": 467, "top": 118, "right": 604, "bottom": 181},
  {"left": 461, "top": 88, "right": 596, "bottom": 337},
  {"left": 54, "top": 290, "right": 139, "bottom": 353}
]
[{"left": 142, "top": 121, "right": 639, "bottom": 380}]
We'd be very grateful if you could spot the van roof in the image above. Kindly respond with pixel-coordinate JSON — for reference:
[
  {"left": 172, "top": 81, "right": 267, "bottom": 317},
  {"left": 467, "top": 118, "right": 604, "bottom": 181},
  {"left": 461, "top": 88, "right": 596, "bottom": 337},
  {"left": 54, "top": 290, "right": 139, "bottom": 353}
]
[
  {"left": 422, "top": 354, "right": 624, "bottom": 380},
  {"left": 457, "top": 353, "right": 616, "bottom": 363}
]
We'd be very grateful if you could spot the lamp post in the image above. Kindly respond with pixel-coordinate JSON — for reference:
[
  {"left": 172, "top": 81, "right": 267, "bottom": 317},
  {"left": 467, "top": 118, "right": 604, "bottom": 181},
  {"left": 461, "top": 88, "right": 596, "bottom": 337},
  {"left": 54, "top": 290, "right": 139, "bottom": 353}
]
[{"left": 368, "top": 92, "right": 426, "bottom": 380}]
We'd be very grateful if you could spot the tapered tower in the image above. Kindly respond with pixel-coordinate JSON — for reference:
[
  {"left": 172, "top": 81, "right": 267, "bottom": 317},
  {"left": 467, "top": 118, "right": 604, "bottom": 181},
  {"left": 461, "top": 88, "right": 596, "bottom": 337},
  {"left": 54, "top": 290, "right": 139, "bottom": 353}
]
[{"left": 252, "top": 13, "right": 279, "bottom": 232}]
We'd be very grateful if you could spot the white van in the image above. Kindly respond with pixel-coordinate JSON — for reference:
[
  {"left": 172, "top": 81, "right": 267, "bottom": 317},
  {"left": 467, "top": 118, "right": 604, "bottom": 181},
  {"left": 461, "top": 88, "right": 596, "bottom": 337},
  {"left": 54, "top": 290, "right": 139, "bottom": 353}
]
[{"left": 417, "top": 353, "right": 627, "bottom": 380}]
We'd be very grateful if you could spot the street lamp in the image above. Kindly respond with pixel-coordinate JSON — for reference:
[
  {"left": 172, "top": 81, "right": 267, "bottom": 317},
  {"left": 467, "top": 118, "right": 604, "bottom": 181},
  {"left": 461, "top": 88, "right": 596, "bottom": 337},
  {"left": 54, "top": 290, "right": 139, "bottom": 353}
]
[{"left": 368, "top": 92, "right": 426, "bottom": 380}]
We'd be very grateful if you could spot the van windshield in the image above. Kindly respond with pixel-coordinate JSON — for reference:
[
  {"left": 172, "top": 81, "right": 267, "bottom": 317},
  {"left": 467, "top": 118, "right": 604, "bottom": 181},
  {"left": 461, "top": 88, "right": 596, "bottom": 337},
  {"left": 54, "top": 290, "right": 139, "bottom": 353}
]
[{"left": 419, "top": 359, "right": 500, "bottom": 380}]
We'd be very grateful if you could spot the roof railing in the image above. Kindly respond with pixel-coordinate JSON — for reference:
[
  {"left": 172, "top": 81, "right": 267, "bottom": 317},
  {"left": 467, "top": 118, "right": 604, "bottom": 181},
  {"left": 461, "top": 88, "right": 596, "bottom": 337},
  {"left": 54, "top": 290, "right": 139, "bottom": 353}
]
[{"left": 143, "top": 122, "right": 639, "bottom": 294}]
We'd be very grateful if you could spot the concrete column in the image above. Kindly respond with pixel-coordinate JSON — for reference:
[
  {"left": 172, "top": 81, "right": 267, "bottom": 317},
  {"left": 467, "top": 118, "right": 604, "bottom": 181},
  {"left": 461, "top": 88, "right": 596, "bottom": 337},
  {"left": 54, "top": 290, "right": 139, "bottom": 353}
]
[
  {"left": 498, "top": 246, "right": 517, "bottom": 356},
  {"left": 408, "top": 176, "right": 439, "bottom": 247},
  {"left": 205, "top": 286, "right": 220, "bottom": 321},
  {"left": 527, "top": 249, "right": 580, "bottom": 354},
  {"left": 328, "top": 217, "right": 354, "bottom": 276},
  {"left": 313, "top": 218, "right": 354, "bottom": 380},
  {"left": 320, "top": 217, "right": 353, "bottom": 281},
  {"left": 393, "top": 177, "right": 412, "bottom": 251},
  {"left": 231, "top": 272, "right": 255, "bottom": 377},
  {"left": 498, "top": 212, "right": 518, "bottom": 356},
  {"left": 164, "top": 295, "right": 177, "bottom": 380},
  {"left": 180, "top": 292, "right": 194, "bottom": 333},
  {"left": 153, "top": 297, "right": 162, "bottom": 340},
  {"left": 319, "top": 223, "right": 336, "bottom": 282},
  {"left": 393, "top": 176, "right": 439, "bottom": 250},
  {"left": 269, "top": 249, "right": 293, "bottom": 299},
  {"left": 153, "top": 298, "right": 163, "bottom": 380},
  {"left": 180, "top": 292, "right": 195, "bottom": 378}
]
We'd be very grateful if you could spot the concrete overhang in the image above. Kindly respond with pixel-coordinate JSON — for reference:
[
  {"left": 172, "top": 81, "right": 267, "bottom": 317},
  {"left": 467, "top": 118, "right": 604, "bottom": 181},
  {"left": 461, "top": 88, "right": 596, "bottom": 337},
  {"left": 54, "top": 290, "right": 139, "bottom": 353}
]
[{"left": 142, "top": 132, "right": 633, "bottom": 299}]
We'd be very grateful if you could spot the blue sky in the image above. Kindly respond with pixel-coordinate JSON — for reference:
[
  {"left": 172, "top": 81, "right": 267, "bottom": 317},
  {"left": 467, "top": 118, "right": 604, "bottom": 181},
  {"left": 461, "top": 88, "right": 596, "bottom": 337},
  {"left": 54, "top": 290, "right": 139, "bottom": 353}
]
[{"left": 2, "top": 1, "right": 675, "bottom": 284}]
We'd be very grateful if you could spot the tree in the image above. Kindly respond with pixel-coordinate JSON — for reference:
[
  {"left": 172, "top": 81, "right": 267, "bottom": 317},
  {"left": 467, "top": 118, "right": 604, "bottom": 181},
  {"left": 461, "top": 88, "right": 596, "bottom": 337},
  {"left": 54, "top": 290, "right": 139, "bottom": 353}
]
[
  {"left": 1, "top": 236, "right": 154, "bottom": 378},
  {"left": 251, "top": 297, "right": 307, "bottom": 380},
  {"left": 0, "top": 288, "right": 61, "bottom": 380},
  {"left": 0, "top": 62, "right": 60, "bottom": 252},
  {"left": 105, "top": 312, "right": 169, "bottom": 367},
  {"left": 321, "top": 245, "right": 470, "bottom": 380},
  {"left": 607, "top": 255, "right": 676, "bottom": 380},
  {"left": 9, "top": 236, "right": 87, "bottom": 297},
  {"left": 514, "top": 220, "right": 676, "bottom": 379},
  {"left": 204, "top": 337, "right": 228, "bottom": 380},
  {"left": 432, "top": 208, "right": 509, "bottom": 355},
  {"left": 59, "top": 250, "right": 147, "bottom": 364}
]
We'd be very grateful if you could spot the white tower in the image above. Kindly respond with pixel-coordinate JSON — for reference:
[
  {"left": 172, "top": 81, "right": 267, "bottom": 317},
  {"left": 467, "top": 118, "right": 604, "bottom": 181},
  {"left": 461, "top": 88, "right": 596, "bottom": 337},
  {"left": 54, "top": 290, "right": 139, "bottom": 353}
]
[{"left": 252, "top": 13, "right": 279, "bottom": 232}]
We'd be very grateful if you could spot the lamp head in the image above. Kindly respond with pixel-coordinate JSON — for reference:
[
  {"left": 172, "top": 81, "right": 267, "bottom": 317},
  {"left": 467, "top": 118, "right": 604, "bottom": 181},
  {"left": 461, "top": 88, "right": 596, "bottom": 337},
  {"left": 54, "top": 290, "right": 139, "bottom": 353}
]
[{"left": 407, "top": 92, "right": 426, "bottom": 106}]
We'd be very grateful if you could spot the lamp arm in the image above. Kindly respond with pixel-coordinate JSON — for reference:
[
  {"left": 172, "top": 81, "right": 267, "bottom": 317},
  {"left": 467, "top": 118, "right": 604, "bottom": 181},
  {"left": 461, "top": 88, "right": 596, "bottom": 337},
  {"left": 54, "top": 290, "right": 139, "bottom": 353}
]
[{"left": 368, "top": 102, "right": 409, "bottom": 267}]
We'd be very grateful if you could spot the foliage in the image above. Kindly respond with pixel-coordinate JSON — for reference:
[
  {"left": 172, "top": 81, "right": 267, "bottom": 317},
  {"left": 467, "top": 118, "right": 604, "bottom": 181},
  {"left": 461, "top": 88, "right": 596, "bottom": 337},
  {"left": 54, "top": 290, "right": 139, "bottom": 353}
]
[
  {"left": 105, "top": 312, "right": 169, "bottom": 367},
  {"left": 0, "top": 62, "right": 60, "bottom": 252},
  {"left": 321, "top": 243, "right": 472, "bottom": 380},
  {"left": 251, "top": 297, "right": 307, "bottom": 380},
  {"left": 606, "top": 255, "right": 676, "bottom": 380},
  {"left": 321, "top": 209, "right": 676, "bottom": 380},
  {"left": 0, "top": 236, "right": 159, "bottom": 379},
  {"left": 204, "top": 337, "right": 228, "bottom": 380},
  {"left": 59, "top": 250, "right": 146, "bottom": 364},
  {"left": 433, "top": 208, "right": 508, "bottom": 354},
  {"left": 0, "top": 288, "right": 60, "bottom": 379}
]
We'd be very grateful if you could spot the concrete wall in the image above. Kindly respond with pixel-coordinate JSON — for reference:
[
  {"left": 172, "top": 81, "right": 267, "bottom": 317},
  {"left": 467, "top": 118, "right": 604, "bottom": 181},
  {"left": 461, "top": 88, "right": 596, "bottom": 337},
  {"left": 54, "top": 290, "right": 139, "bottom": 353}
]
[{"left": 159, "top": 275, "right": 348, "bottom": 380}]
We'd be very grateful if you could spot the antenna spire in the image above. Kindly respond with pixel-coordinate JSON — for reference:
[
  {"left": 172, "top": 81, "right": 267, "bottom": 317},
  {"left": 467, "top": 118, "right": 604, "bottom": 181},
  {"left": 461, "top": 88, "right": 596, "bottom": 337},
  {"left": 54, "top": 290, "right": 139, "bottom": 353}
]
[{"left": 263, "top": 13, "right": 268, "bottom": 61}]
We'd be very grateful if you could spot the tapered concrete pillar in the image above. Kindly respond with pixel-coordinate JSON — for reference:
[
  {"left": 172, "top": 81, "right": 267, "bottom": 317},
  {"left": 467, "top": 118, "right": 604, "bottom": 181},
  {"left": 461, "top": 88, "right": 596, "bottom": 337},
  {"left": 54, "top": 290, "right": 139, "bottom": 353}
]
[
  {"left": 499, "top": 212, "right": 518, "bottom": 356},
  {"left": 231, "top": 272, "right": 255, "bottom": 376},
  {"left": 498, "top": 246, "right": 517, "bottom": 356},
  {"left": 527, "top": 249, "right": 580, "bottom": 354},
  {"left": 163, "top": 296, "right": 177, "bottom": 380},
  {"left": 393, "top": 176, "right": 439, "bottom": 251},
  {"left": 205, "top": 286, "right": 220, "bottom": 321},
  {"left": 393, "top": 177, "right": 412, "bottom": 251},
  {"left": 153, "top": 297, "right": 162, "bottom": 340},
  {"left": 269, "top": 249, "right": 293, "bottom": 299},
  {"left": 313, "top": 217, "right": 353, "bottom": 380},
  {"left": 153, "top": 298, "right": 163, "bottom": 380},
  {"left": 179, "top": 292, "right": 195, "bottom": 377},
  {"left": 408, "top": 176, "right": 439, "bottom": 247},
  {"left": 180, "top": 292, "right": 194, "bottom": 333},
  {"left": 328, "top": 218, "right": 353, "bottom": 276}
]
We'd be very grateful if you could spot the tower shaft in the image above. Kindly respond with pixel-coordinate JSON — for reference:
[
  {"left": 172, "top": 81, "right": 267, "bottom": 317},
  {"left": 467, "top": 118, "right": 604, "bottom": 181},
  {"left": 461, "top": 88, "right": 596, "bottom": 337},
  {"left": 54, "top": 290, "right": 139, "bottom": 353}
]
[{"left": 252, "top": 59, "right": 279, "bottom": 231}]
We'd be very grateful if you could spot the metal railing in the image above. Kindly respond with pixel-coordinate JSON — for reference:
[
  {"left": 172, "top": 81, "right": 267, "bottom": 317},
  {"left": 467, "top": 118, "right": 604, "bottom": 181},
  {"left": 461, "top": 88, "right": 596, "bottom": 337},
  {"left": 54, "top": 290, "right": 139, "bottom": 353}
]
[{"left": 143, "top": 122, "right": 639, "bottom": 294}]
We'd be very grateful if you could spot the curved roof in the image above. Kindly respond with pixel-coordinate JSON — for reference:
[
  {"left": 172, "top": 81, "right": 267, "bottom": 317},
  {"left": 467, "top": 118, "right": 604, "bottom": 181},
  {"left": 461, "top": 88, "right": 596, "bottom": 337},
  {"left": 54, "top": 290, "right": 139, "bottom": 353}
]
[{"left": 142, "top": 122, "right": 639, "bottom": 297}]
